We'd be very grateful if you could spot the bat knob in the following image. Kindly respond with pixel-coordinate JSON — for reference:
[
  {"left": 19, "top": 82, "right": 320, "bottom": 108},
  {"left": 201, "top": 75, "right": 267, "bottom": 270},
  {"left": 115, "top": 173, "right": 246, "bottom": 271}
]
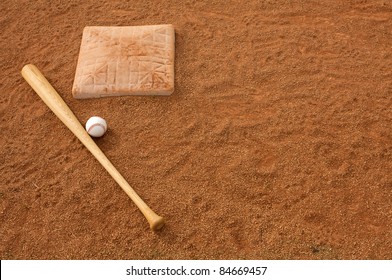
[{"left": 149, "top": 215, "right": 165, "bottom": 231}]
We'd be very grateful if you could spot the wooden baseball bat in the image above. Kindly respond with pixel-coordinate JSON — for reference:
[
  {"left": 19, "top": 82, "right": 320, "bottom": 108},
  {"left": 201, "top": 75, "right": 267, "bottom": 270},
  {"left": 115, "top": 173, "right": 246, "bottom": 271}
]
[{"left": 21, "top": 64, "right": 164, "bottom": 230}]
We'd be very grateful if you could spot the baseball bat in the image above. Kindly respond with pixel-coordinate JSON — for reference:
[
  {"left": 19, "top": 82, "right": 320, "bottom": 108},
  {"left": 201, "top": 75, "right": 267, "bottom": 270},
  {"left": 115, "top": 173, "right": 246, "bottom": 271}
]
[{"left": 21, "top": 64, "right": 164, "bottom": 230}]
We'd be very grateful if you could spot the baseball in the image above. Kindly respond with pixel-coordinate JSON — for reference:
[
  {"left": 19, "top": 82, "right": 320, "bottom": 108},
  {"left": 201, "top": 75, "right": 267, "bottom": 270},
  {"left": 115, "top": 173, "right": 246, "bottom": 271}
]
[{"left": 86, "top": 116, "right": 107, "bottom": 137}]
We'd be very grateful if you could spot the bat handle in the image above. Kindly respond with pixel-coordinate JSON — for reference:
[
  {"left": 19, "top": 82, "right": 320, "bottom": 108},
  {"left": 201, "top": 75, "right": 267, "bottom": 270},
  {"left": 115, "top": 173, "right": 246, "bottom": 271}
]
[{"left": 103, "top": 158, "right": 165, "bottom": 230}]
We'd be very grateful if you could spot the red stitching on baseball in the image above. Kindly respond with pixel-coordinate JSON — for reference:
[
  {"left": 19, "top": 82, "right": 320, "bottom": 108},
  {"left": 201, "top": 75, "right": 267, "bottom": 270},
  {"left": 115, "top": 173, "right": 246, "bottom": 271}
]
[{"left": 87, "top": 123, "right": 106, "bottom": 134}]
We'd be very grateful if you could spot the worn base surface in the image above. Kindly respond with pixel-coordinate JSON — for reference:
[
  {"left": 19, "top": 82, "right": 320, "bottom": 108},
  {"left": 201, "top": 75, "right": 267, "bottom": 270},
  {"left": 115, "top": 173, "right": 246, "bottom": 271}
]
[{"left": 72, "top": 25, "right": 175, "bottom": 98}]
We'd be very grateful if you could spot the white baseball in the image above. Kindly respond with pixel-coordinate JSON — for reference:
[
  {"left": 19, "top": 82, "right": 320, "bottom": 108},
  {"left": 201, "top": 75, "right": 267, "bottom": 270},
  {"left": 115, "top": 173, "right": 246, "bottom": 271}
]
[{"left": 86, "top": 116, "right": 107, "bottom": 137}]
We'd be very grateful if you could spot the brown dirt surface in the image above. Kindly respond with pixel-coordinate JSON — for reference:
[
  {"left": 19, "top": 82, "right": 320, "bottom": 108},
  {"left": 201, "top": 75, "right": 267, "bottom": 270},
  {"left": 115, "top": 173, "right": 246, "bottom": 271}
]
[{"left": 1, "top": 0, "right": 391, "bottom": 260}]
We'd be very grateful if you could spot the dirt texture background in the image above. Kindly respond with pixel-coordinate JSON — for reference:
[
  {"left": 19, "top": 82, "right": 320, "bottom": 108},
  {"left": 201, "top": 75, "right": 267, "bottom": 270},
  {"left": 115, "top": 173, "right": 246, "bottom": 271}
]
[{"left": 1, "top": 0, "right": 391, "bottom": 259}]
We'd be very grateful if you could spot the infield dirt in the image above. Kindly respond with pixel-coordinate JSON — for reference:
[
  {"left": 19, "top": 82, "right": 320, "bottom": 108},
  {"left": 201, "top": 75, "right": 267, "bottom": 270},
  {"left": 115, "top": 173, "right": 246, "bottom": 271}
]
[{"left": 1, "top": 0, "right": 391, "bottom": 259}]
